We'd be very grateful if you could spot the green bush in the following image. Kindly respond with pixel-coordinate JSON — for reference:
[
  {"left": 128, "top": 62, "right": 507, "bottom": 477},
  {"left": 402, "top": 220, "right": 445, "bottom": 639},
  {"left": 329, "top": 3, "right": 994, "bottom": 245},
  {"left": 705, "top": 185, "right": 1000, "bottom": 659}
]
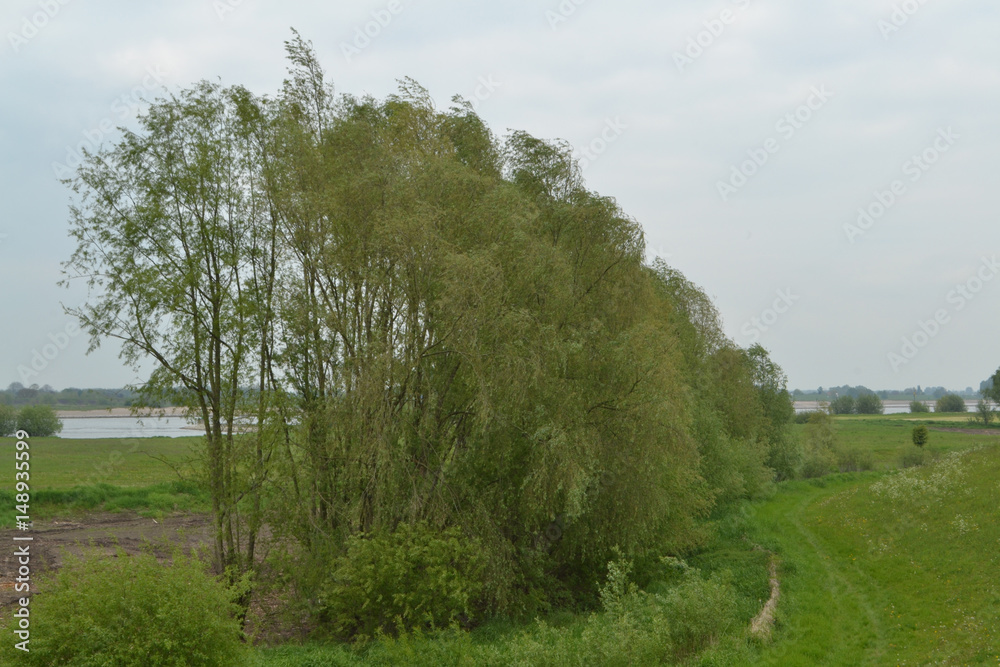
[
  {"left": 16, "top": 404, "right": 62, "bottom": 437},
  {"left": 836, "top": 447, "right": 875, "bottom": 472},
  {"left": 0, "top": 550, "right": 248, "bottom": 666},
  {"left": 935, "top": 394, "right": 967, "bottom": 413},
  {"left": 901, "top": 445, "right": 928, "bottom": 468},
  {"left": 0, "top": 405, "right": 16, "bottom": 436},
  {"left": 855, "top": 393, "right": 884, "bottom": 415},
  {"left": 318, "top": 522, "right": 486, "bottom": 640},
  {"left": 829, "top": 395, "right": 855, "bottom": 415},
  {"left": 909, "top": 400, "right": 930, "bottom": 413},
  {"left": 793, "top": 410, "right": 823, "bottom": 424},
  {"left": 912, "top": 425, "right": 929, "bottom": 447}
]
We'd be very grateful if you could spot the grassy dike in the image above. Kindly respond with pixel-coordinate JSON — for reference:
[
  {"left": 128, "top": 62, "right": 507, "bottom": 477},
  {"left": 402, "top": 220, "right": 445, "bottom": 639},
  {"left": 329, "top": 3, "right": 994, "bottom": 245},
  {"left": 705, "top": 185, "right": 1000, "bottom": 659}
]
[{"left": 752, "top": 441, "right": 1000, "bottom": 664}]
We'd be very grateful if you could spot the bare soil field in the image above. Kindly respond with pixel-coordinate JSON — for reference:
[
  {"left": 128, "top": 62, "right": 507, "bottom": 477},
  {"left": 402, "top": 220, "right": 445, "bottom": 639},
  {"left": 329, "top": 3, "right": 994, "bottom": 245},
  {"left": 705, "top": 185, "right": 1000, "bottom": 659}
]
[{"left": 0, "top": 512, "right": 212, "bottom": 616}]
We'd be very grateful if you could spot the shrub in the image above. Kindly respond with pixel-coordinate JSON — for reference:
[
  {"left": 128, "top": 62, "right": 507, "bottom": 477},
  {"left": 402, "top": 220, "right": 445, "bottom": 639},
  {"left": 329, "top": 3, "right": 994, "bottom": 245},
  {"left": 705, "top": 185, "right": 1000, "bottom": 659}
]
[
  {"left": 909, "top": 400, "right": 930, "bottom": 413},
  {"left": 793, "top": 410, "right": 823, "bottom": 424},
  {"left": 912, "top": 425, "right": 929, "bottom": 447},
  {"left": 829, "top": 395, "right": 855, "bottom": 415},
  {"left": 855, "top": 393, "right": 884, "bottom": 415},
  {"left": 318, "top": 522, "right": 486, "bottom": 640},
  {"left": 973, "top": 399, "right": 994, "bottom": 427},
  {"left": 655, "top": 563, "right": 737, "bottom": 658},
  {"left": 800, "top": 411, "right": 837, "bottom": 478},
  {"left": 0, "top": 550, "right": 248, "bottom": 666},
  {"left": 15, "top": 404, "right": 62, "bottom": 437},
  {"left": 935, "top": 394, "right": 967, "bottom": 413},
  {"left": 0, "top": 405, "right": 16, "bottom": 436},
  {"left": 901, "top": 445, "right": 928, "bottom": 468},
  {"left": 836, "top": 447, "right": 875, "bottom": 472}
]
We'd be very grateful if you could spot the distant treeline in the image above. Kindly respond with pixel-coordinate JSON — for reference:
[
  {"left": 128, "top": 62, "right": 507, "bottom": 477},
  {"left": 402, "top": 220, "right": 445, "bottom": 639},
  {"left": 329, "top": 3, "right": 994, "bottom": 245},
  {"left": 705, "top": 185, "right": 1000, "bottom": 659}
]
[
  {"left": 0, "top": 384, "right": 145, "bottom": 409},
  {"left": 792, "top": 385, "right": 982, "bottom": 401}
]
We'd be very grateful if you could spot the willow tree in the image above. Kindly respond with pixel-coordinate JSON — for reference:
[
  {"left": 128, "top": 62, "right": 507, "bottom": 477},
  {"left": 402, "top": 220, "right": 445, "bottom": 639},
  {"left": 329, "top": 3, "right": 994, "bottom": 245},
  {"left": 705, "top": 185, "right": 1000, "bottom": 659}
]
[
  {"left": 62, "top": 81, "right": 280, "bottom": 586},
  {"left": 258, "top": 41, "right": 718, "bottom": 612}
]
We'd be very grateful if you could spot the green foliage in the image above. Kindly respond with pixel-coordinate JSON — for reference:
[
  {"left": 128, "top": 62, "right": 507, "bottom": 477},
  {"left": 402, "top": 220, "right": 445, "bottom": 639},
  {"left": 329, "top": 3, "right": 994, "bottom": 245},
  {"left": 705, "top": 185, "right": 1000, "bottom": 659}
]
[
  {"left": 911, "top": 425, "right": 929, "bottom": 447},
  {"left": 0, "top": 404, "right": 16, "bottom": 436},
  {"left": 835, "top": 447, "right": 875, "bottom": 472},
  {"left": 0, "top": 481, "right": 209, "bottom": 529},
  {"left": 909, "top": 400, "right": 930, "bottom": 413},
  {"left": 901, "top": 445, "right": 929, "bottom": 468},
  {"left": 854, "top": 393, "right": 884, "bottom": 415},
  {"left": 829, "top": 395, "right": 855, "bottom": 415},
  {"left": 801, "top": 411, "right": 837, "bottom": 478},
  {"left": 793, "top": 410, "right": 823, "bottom": 424},
  {"left": 16, "top": 404, "right": 62, "bottom": 437},
  {"left": 935, "top": 393, "right": 967, "bottom": 413},
  {"left": 973, "top": 399, "right": 994, "bottom": 427},
  {"left": 317, "top": 523, "right": 486, "bottom": 640},
  {"left": 64, "top": 32, "right": 796, "bottom": 631},
  {"left": 0, "top": 550, "right": 248, "bottom": 666}
]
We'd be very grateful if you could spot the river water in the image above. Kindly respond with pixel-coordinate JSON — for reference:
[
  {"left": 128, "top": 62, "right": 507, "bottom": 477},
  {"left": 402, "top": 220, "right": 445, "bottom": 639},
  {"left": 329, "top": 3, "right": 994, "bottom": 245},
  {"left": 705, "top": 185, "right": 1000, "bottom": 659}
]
[
  {"left": 793, "top": 400, "right": 982, "bottom": 415},
  {"left": 59, "top": 416, "right": 199, "bottom": 439}
]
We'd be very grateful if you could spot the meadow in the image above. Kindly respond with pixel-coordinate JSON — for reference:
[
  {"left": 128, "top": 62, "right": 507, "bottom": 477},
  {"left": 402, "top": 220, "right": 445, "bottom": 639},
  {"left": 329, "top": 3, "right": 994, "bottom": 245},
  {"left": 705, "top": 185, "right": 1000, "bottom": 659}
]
[{"left": 3, "top": 414, "right": 999, "bottom": 665}]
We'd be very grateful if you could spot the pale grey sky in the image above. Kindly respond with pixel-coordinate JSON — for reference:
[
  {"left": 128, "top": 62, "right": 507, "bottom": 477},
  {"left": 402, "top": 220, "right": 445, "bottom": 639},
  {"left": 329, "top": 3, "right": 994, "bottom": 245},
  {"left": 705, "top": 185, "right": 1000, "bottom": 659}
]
[{"left": 2, "top": 0, "right": 998, "bottom": 392}]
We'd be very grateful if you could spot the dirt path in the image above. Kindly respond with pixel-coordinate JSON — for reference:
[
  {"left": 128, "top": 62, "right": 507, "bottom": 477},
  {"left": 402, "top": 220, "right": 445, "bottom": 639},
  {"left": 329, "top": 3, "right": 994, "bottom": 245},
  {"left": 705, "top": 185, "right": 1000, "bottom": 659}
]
[
  {"left": 750, "top": 556, "right": 780, "bottom": 640},
  {"left": 0, "top": 513, "right": 212, "bottom": 610}
]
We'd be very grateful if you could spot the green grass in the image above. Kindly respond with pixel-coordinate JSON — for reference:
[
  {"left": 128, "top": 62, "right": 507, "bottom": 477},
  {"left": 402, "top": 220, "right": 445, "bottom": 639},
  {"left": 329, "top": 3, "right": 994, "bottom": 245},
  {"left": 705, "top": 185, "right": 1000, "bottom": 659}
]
[
  {"left": 750, "top": 443, "right": 1000, "bottom": 665},
  {"left": 792, "top": 413, "right": 989, "bottom": 470},
  {"left": 1, "top": 435, "right": 204, "bottom": 527},
  {"left": 2, "top": 435, "right": 201, "bottom": 489}
]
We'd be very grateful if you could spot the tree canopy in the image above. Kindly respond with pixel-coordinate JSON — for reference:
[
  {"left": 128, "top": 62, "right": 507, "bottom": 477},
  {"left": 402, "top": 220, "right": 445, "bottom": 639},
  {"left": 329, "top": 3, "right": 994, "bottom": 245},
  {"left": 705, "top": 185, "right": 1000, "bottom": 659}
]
[{"left": 62, "top": 33, "right": 795, "bottom": 628}]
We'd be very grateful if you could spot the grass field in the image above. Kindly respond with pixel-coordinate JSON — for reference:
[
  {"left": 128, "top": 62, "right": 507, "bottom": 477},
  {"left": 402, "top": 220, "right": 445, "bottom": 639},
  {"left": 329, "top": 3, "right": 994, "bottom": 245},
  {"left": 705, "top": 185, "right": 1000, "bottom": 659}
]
[
  {"left": 0, "top": 435, "right": 204, "bottom": 527},
  {"left": 4, "top": 416, "right": 999, "bottom": 664}
]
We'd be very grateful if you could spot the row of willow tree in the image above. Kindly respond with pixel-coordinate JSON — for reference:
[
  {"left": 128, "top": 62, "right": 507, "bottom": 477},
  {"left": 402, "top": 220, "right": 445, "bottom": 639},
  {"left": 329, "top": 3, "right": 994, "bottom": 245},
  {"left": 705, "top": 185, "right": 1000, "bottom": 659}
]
[{"left": 63, "top": 34, "right": 795, "bottom": 627}]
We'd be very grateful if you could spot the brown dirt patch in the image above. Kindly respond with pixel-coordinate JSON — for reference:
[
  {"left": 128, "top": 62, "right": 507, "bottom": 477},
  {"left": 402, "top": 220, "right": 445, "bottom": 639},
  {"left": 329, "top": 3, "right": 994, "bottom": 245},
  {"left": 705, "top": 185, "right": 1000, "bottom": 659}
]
[{"left": 0, "top": 513, "right": 213, "bottom": 612}]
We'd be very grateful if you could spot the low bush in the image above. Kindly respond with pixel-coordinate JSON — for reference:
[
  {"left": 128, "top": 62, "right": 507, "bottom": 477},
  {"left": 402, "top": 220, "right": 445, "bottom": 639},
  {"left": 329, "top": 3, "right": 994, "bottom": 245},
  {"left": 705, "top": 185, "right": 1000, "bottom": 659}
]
[
  {"left": 0, "top": 550, "right": 248, "bottom": 666},
  {"left": 317, "top": 522, "right": 487, "bottom": 640},
  {"left": 16, "top": 404, "right": 62, "bottom": 437},
  {"left": 793, "top": 410, "right": 824, "bottom": 424},
  {"left": 836, "top": 447, "right": 875, "bottom": 472},
  {"left": 829, "top": 396, "right": 855, "bottom": 415},
  {"left": 0, "top": 405, "right": 16, "bottom": 436},
  {"left": 901, "top": 445, "right": 929, "bottom": 468},
  {"left": 909, "top": 400, "right": 930, "bottom": 413},
  {"left": 855, "top": 393, "right": 884, "bottom": 415},
  {"left": 911, "top": 425, "right": 929, "bottom": 447},
  {"left": 935, "top": 394, "right": 967, "bottom": 413}
]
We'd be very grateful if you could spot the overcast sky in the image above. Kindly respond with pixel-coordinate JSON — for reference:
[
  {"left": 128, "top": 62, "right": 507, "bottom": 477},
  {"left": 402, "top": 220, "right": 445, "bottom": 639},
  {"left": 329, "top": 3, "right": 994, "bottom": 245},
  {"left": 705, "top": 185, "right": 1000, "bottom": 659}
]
[{"left": 2, "top": 0, "right": 998, "bottom": 393}]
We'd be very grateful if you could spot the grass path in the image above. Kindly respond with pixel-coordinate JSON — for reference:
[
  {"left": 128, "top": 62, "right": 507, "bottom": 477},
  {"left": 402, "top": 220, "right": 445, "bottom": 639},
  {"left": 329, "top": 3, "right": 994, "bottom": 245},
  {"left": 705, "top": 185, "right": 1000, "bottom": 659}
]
[{"left": 750, "top": 475, "right": 890, "bottom": 665}]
